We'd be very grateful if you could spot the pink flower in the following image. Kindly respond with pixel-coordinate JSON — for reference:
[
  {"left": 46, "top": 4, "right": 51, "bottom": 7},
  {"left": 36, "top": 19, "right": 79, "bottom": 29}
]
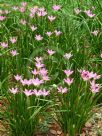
[
  {"left": 80, "top": 70, "right": 90, "bottom": 81},
  {"left": 63, "top": 52, "right": 73, "bottom": 59},
  {"left": 39, "top": 68, "right": 48, "bottom": 76},
  {"left": 35, "top": 57, "right": 43, "bottom": 62},
  {"left": 29, "top": 7, "right": 38, "bottom": 14},
  {"left": 0, "top": 42, "right": 8, "bottom": 48},
  {"left": 14, "top": 74, "right": 22, "bottom": 81},
  {"left": 20, "top": 19, "right": 26, "bottom": 25},
  {"left": 33, "top": 89, "right": 42, "bottom": 96},
  {"left": 32, "top": 69, "right": 39, "bottom": 75},
  {"left": 35, "top": 62, "right": 44, "bottom": 69},
  {"left": 12, "top": 6, "right": 18, "bottom": 11},
  {"left": 37, "top": 11, "right": 47, "bottom": 17},
  {"left": 54, "top": 30, "right": 62, "bottom": 36},
  {"left": 88, "top": 72, "right": 101, "bottom": 80},
  {"left": 9, "top": 87, "right": 18, "bottom": 94},
  {"left": 0, "top": 16, "right": 6, "bottom": 21},
  {"left": 100, "top": 53, "right": 102, "bottom": 58},
  {"left": 24, "top": 89, "right": 33, "bottom": 96},
  {"left": 42, "top": 75, "right": 50, "bottom": 81},
  {"left": 35, "top": 35, "right": 43, "bottom": 41},
  {"left": 10, "top": 37, "right": 17, "bottom": 44},
  {"left": 48, "top": 15, "right": 56, "bottom": 22},
  {"left": 90, "top": 80, "right": 101, "bottom": 93},
  {"left": 52, "top": 5, "right": 61, "bottom": 11},
  {"left": 10, "top": 50, "right": 18, "bottom": 56},
  {"left": 41, "top": 89, "right": 50, "bottom": 96},
  {"left": 64, "top": 78, "right": 73, "bottom": 85},
  {"left": 91, "top": 30, "right": 99, "bottom": 36},
  {"left": 57, "top": 86, "right": 68, "bottom": 94},
  {"left": 30, "top": 25, "right": 37, "bottom": 31},
  {"left": 74, "top": 8, "right": 81, "bottom": 14},
  {"left": 64, "top": 70, "right": 73, "bottom": 77},
  {"left": 46, "top": 31, "right": 53, "bottom": 37},
  {"left": 19, "top": 7, "right": 26, "bottom": 13},
  {"left": 31, "top": 78, "right": 44, "bottom": 86},
  {"left": 47, "top": 49, "right": 55, "bottom": 56},
  {"left": 21, "top": 2, "right": 27, "bottom": 7},
  {"left": 84, "top": 10, "right": 95, "bottom": 18}
]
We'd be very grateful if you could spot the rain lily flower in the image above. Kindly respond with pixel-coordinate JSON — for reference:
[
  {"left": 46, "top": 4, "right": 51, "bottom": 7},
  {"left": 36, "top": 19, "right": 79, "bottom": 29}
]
[
  {"left": 84, "top": 10, "right": 95, "bottom": 18},
  {"left": 30, "top": 25, "right": 37, "bottom": 31},
  {"left": 54, "top": 30, "right": 62, "bottom": 36},
  {"left": 100, "top": 53, "right": 102, "bottom": 58},
  {"left": 35, "top": 35, "right": 43, "bottom": 41},
  {"left": 10, "top": 50, "right": 18, "bottom": 56},
  {"left": 52, "top": 5, "right": 61, "bottom": 11},
  {"left": 32, "top": 69, "right": 39, "bottom": 75},
  {"left": 24, "top": 89, "right": 33, "bottom": 96},
  {"left": 74, "top": 8, "right": 81, "bottom": 14},
  {"left": 19, "top": 7, "right": 26, "bottom": 13},
  {"left": 64, "top": 78, "right": 73, "bottom": 85},
  {"left": 0, "top": 15, "right": 6, "bottom": 21},
  {"left": 90, "top": 80, "right": 101, "bottom": 93},
  {"left": 12, "top": 6, "right": 18, "bottom": 11},
  {"left": 48, "top": 15, "right": 56, "bottom": 22},
  {"left": 33, "top": 89, "right": 42, "bottom": 96},
  {"left": 88, "top": 72, "right": 101, "bottom": 80},
  {"left": 64, "top": 70, "right": 73, "bottom": 77},
  {"left": 14, "top": 74, "right": 22, "bottom": 81},
  {"left": 31, "top": 78, "right": 43, "bottom": 86},
  {"left": 9, "top": 87, "right": 18, "bottom": 94},
  {"left": 42, "top": 75, "right": 50, "bottom": 81},
  {"left": 35, "top": 62, "right": 44, "bottom": 69},
  {"left": 46, "top": 31, "right": 53, "bottom": 37},
  {"left": 35, "top": 57, "right": 43, "bottom": 62},
  {"left": 57, "top": 86, "right": 68, "bottom": 94},
  {"left": 47, "top": 49, "right": 55, "bottom": 56},
  {"left": 0, "top": 42, "right": 8, "bottom": 48},
  {"left": 41, "top": 89, "right": 50, "bottom": 96},
  {"left": 63, "top": 52, "right": 73, "bottom": 59},
  {"left": 80, "top": 70, "right": 90, "bottom": 81},
  {"left": 91, "top": 30, "right": 99, "bottom": 36},
  {"left": 37, "top": 11, "right": 47, "bottom": 17},
  {"left": 39, "top": 68, "right": 48, "bottom": 76},
  {"left": 21, "top": 2, "right": 27, "bottom": 7},
  {"left": 20, "top": 19, "right": 26, "bottom": 25},
  {"left": 29, "top": 7, "right": 38, "bottom": 14},
  {"left": 10, "top": 37, "right": 17, "bottom": 44}
]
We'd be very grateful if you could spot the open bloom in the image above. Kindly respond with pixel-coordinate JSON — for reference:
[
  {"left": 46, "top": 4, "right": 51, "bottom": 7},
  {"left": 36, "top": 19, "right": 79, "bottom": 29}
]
[
  {"left": 63, "top": 52, "right": 73, "bottom": 59},
  {"left": 0, "top": 16, "right": 6, "bottom": 21},
  {"left": 14, "top": 74, "right": 22, "bottom": 81},
  {"left": 52, "top": 5, "right": 61, "bottom": 11},
  {"left": 54, "top": 30, "right": 62, "bottom": 36},
  {"left": 64, "top": 70, "right": 73, "bottom": 77},
  {"left": 74, "top": 8, "right": 81, "bottom": 14},
  {"left": 20, "top": 19, "right": 26, "bottom": 25},
  {"left": 30, "top": 25, "right": 37, "bottom": 31},
  {"left": 0, "top": 42, "right": 8, "bottom": 48},
  {"left": 10, "top": 37, "right": 17, "bottom": 44},
  {"left": 9, "top": 87, "right": 18, "bottom": 94},
  {"left": 35, "top": 35, "right": 43, "bottom": 41},
  {"left": 48, "top": 15, "right": 56, "bottom": 22},
  {"left": 10, "top": 50, "right": 18, "bottom": 56},
  {"left": 35, "top": 62, "right": 44, "bottom": 69},
  {"left": 47, "top": 49, "right": 55, "bottom": 56},
  {"left": 31, "top": 78, "right": 43, "bottom": 86},
  {"left": 91, "top": 30, "right": 99, "bottom": 36},
  {"left": 90, "top": 80, "right": 101, "bottom": 93},
  {"left": 64, "top": 78, "right": 73, "bottom": 85},
  {"left": 46, "top": 31, "right": 53, "bottom": 37},
  {"left": 57, "top": 86, "right": 68, "bottom": 94},
  {"left": 24, "top": 89, "right": 33, "bottom": 96},
  {"left": 84, "top": 10, "right": 95, "bottom": 18}
]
